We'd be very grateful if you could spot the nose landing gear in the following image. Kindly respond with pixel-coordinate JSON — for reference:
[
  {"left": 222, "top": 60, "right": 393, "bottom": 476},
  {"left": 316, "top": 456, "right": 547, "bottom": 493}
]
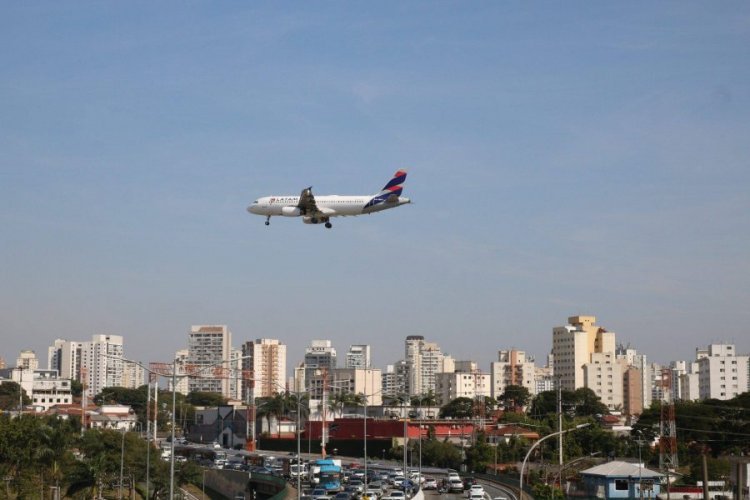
[
  {"left": 265, "top": 216, "right": 271, "bottom": 226},
  {"left": 325, "top": 222, "right": 332, "bottom": 229}
]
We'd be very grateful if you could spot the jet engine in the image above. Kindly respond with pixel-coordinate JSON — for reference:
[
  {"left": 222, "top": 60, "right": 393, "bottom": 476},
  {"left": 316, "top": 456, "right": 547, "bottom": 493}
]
[
  {"left": 281, "top": 206, "right": 301, "bottom": 217},
  {"left": 302, "top": 216, "right": 321, "bottom": 224}
]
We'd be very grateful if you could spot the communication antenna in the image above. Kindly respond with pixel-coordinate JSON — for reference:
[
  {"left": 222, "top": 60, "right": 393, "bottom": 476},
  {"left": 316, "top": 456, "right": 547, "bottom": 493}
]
[{"left": 659, "top": 368, "right": 678, "bottom": 471}]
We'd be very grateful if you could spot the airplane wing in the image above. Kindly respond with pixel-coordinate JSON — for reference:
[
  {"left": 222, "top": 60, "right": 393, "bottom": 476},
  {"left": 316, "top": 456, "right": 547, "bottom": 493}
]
[{"left": 297, "top": 187, "right": 320, "bottom": 216}]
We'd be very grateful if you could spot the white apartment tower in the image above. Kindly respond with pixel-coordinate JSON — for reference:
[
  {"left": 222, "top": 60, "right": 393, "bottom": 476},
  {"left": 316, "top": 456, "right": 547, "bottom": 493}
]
[
  {"left": 16, "top": 350, "right": 39, "bottom": 371},
  {"left": 405, "top": 335, "right": 454, "bottom": 397},
  {"left": 80, "top": 334, "right": 124, "bottom": 396},
  {"left": 490, "top": 349, "right": 537, "bottom": 399},
  {"left": 436, "top": 368, "right": 491, "bottom": 406},
  {"left": 697, "top": 344, "right": 749, "bottom": 400},
  {"left": 170, "top": 349, "right": 190, "bottom": 395},
  {"left": 308, "top": 368, "right": 383, "bottom": 405},
  {"left": 552, "top": 316, "right": 615, "bottom": 391},
  {"left": 345, "top": 345, "right": 371, "bottom": 369},
  {"left": 187, "top": 325, "right": 232, "bottom": 398},
  {"left": 241, "top": 339, "right": 287, "bottom": 398}
]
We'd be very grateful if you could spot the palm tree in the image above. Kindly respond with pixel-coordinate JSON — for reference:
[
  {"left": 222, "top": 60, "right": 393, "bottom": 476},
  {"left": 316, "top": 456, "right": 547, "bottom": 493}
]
[
  {"left": 257, "top": 393, "right": 286, "bottom": 437},
  {"left": 328, "top": 391, "right": 348, "bottom": 418}
]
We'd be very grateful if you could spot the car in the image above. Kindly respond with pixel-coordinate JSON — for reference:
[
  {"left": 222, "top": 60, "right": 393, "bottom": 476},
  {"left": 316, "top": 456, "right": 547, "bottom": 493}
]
[
  {"left": 469, "top": 493, "right": 484, "bottom": 500},
  {"left": 311, "top": 489, "right": 328, "bottom": 497},
  {"left": 422, "top": 478, "right": 437, "bottom": 490},
  {"left": 334, "top": 493, "right": 352, "bottom": 500},
  {"left": 212, "top": 441, "right": 221, "bottom": 449},
  {"left": 469, "top": 485, "right": 484, "bottom": 494},
  {"left": 343, "top": 485, "right": 360, "bottom": 497},
  {"left": 381, "top": 492, "right": 405, "bottom": 500},
  {"left": 364, "top": 489, "right": 381, "bottom": 500},
  {"left": 448, "top": 479, "right": 464, "bottom": 493},
  {"left": 391, "top": 476, "right": 405, "bottom": 487}
]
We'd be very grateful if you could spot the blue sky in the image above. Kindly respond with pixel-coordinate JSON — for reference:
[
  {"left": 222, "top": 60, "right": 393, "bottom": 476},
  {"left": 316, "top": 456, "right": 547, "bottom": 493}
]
[{"left": 2, "top": 2, "right": 749, "bottom": 373}]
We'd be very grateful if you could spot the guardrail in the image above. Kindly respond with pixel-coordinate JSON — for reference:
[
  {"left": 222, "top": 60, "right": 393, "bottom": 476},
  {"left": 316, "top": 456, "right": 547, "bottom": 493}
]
[{"left": 472, "top": 472, "right": 530, "bottom": 499}]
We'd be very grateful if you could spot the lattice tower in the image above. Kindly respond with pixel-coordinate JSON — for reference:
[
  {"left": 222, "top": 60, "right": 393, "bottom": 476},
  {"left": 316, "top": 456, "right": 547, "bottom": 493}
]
[{"left": 659, "top": 368, "right": 679, "bottom": 470}]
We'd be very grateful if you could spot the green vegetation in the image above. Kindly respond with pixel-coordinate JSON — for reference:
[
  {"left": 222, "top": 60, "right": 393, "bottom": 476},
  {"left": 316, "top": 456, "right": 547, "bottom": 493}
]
[{"left": 0, "top": 413, "right": 180, "bottom": 499}]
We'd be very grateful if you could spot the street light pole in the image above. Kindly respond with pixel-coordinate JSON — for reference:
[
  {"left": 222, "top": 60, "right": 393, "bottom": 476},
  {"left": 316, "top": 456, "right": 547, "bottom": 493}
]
[
  {"left": 636, "top": 430, "right": 644, "bottom": 500},
  {"left": 519, "top": 423, "right": 590, "bottom": 500},
  {"left": 119, "top": 428, "right": 125, "bottom": 500},
  {"left": 112, "top": 354, "right": 253, "bottom": 500},
  {"left": 296, "top": 389, "right": 301, "bottom": 500},
  {"left": 169, "top": 359, "right": 177, "bottom": 500}
]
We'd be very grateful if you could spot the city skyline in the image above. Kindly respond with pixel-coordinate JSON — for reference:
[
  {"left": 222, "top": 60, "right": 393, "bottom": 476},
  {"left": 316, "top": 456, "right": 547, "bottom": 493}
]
[
  {"left": 2, "top": 3, "right": 749, "bottom": 370},
  {"left": 5, "top": 323, "right": 748, "bottom": 385}
]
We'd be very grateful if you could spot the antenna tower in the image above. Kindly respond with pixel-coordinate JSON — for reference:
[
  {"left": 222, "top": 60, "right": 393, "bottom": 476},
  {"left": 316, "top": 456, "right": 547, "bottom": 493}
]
[{"left": 659, "top": 368, "right": 678, "bottom": 471}]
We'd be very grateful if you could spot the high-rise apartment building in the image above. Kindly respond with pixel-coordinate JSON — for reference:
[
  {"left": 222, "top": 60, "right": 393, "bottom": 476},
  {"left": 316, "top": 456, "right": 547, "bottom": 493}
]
[
  {"left": 436, "top": 367, "right": 490, "bottom": 406},
  {"left": 345, "top": 345, "right": 371, "bottom": 369},
  {"left": 552, "top": 316, "right": 615, "bottom": 391},
  {"left": 582, "top": 352, "right": 624, "bottom": 410},
  {"left": 404, "top": 335, "right": 454, "bottom": 397},
  {"left": 490, "top": 349, "right": 537, "bottom": 399},
  {"left": 187, "top": 325, "right": 232, "bottom": 398},
  {"left": 307, "top": 368, "right": 382, "bottom": 405},
  {"left": 168, "top": 349, "right": 190, "bottom": 395},
  {"left": 615, "top": 345, "right": 652, "bottom": 411},
  {"left": 241, "top": 339, "right": 287, "bottom": 398},
  {"left": 697, "top": 344, "right": 749, "bottom": 400},
  {"left": 623, "top": 366, "right": 643, "bottom": 416},
  {"left": 48, "top": 339, "right": 66, "bottom": 374},
  {"left": 304, "top": 340, "right": 337, "bottom": 389},
  {"left": 121, "top": 361, "right": 145, "bottom": 389},
  {"left": 382, "top": 361, "right": 408, "bottom": 399},
  {"left": 80, "top": 334, "right": 124, "bottom": 397},
  {"left": 17, "top": 350, "right": 39, "bottom": 371}
]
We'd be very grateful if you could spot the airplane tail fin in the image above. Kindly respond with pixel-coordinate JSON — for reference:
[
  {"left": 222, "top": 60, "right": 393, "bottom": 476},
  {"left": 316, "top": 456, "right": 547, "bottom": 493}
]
[
  {"left": 364, "top": 169, "right": 408, "bottom": 208},
  {"left": 376, "top": 169, "right": 407, "bottom": 197}
]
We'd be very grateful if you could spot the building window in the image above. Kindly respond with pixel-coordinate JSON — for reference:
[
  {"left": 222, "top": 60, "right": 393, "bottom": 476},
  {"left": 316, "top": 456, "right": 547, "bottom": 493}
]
[{"left": 615, "top": 480, "right": 629, "bottom": 491}]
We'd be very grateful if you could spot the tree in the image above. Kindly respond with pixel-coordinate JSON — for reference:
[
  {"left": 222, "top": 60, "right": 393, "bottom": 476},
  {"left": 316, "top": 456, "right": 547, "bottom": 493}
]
[
  {"left": 439, "top": 397, "right": 475, "bottom": 419},
  {"left": 0, "top": 381, "right": 31, "bottom": 410},
  {"left": 419, "top": 439, "right": 463, "bottom": 469},
  {"left": 572, "top": 388, "right": 609, "bottom": 417},
  {"left": 500, "top": 385, "right": 531, "bottom": 410},
  {"left": 528, "top": 389, "right": 577, "bottom": 420},
  {"left": 186, "top": 391, "right": 227, "bottom": 407},
  {"left": 257, "top": 393, "right": 286, "bottom": 436},
  {"left": 465, "top": 432, "right": 494, "bottom": 472}
]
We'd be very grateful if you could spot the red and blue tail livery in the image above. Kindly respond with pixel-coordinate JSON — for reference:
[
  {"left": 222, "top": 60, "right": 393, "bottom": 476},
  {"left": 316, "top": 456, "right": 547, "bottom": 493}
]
[
  {"left": 247, "top": 170, "right": 411, "bottom": 229},
  {"left": 365, "top": 169, "right": 408, "bottom": 209}
]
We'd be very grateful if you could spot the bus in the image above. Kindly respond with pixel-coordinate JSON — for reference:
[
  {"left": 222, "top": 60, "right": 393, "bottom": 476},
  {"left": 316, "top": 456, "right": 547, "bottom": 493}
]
[{"left": 311, "top": 459, "right": 342, "bottom": 492}]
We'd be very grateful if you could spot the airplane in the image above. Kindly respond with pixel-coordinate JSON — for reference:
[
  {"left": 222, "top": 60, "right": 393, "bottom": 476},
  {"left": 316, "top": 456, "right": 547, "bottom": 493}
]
[{"left": 247, "top": 170, "right": 410, "bottom": 228}]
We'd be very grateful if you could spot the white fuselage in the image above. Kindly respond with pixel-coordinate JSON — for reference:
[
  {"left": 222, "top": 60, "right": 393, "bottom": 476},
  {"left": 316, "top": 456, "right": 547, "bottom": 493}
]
[{"left": 247, "top": 194, "right": 410, "bottom": 218}]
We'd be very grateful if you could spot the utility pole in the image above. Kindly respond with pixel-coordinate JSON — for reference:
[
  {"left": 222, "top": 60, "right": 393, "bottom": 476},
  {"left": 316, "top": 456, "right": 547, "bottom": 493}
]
[{"left": 557, "top": 376, "right": 563, "bottom": 467}]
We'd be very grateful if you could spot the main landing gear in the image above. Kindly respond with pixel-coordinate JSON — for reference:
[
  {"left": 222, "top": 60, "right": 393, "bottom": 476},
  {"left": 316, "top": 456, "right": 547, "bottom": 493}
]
[{"left": 325, "top": 222, "right": 332, "bottom": 229}]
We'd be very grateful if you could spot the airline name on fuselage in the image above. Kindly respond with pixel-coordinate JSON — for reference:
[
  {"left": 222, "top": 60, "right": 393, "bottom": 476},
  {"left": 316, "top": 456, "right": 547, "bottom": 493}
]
[{"left": 269, "top": 197, "right": 299, "bottom": 204}]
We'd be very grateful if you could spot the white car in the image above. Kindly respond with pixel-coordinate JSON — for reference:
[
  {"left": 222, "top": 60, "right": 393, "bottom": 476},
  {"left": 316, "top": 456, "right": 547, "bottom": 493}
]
[
  {"left": 469, "top": 485, "right": 485, "bottom": 495},
  {"left": 469, "top": 492, "right": 485, "bottom": 500},
  {"left": 364, "top": 488, "right": 381, "bottom": 499},
  {"left": 382, "top": 492, "right": 405, "bottom": 500}
]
